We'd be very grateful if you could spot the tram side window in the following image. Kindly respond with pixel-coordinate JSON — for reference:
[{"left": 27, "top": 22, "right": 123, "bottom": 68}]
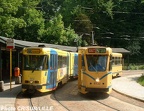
[
  {"left": 50, "top": 54, "right": 58, "bottom": 69},
  {"left": 58, "top": 56, "right": 62, "bottom": 68},
  {"left": 54, "top": 54, "right": 58, "bottom": 69},
  {"left": 58, "top": 56, "right": 67, "bottom": 68},
  {"left": 117, "top": 57, "right": 119, "bottom": 65},
  {"left": 115, "top": 57, "right": 118, "bottom": 65},
  {"left": 50, "top": 54, "right": 54, "bottom": 69},
  {"left": 74, "top": 55, "right": 78, "bottom": 65},
  {"left": 120, "top": 57, "right": 122, "bottom": 64},
  {"left": 118, "top": 57, "right": 122, "bottom": 65},
  {"left": 112, "top": 57, "right": 115, "bottom": 65},
  {"left": 116, "top": 57, "right": 119, "bottom": 65},
  {"left": 62, "top": 56, "right": 67, "bottom": 67},
  {"left": 113, "top": 57, "right": 122, "bottom": 65}
]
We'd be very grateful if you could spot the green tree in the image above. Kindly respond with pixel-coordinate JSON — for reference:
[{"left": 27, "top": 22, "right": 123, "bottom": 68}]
[
  {"left": 0, "top": 0, "right": 45, "bottom": 42},
  {"left": 73, "top": 13, "right": 93, "bottom": 45},
  {"left": 0, "top": 0, "right": 25, "bottom": 37},
  {"left": 38, "top": 0, "right": 63, "bottom": 19},
  {"left": 59, "top": 0, "right": 114, "bottom": 46},
  {"left": 14, "top": 0, "right": 45, "bottom": 42},
  {"left": 42, "top": 14, "right": 78, "bottom": 46}
]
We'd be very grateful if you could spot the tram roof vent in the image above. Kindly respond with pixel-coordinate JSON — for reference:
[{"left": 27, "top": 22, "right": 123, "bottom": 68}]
[{"left": 38, "top": 44, "right": 46, "bottom": 47}]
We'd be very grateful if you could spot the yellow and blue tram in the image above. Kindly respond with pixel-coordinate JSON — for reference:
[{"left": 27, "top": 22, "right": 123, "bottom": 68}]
[
  {"left": 21, "top": 45, "right": 78, "bottom": 93},
  {"left": 78, "top": 46, "right": 113, "bottom": 94}
]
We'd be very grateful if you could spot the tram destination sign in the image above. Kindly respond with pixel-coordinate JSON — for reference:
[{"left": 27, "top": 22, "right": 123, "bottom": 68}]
[
  {"left": 27, "top": 49, "right": 41, "bottom": 54},
  {"left": 6, "top": 38, "right": 15, "bottom": 49},
  {"left": 88, "top": 48, "right": 106, "bottom": 53}
]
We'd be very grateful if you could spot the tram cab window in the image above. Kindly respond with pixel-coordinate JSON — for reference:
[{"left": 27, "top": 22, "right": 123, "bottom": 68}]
[
  {"left": 86, "top": 55, "right": 107, "bottom": 71},
  {"left": 23, "top": 55, "right": 48, "bottom": 70}
]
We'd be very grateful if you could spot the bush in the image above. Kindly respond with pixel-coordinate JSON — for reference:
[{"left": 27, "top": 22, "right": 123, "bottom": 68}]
[
  {"left": 126, "top": 64, "right": 144, "bottom": 70},
  {"left": 137, "top": 74, "right": 144, "bottom": 86}
]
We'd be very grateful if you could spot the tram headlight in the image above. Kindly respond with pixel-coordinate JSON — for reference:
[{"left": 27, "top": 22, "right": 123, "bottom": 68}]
[
  {"left": 29, "top": 78, "right": 34, "bottom": 84},
  {"left": 30, "top": 80, "right": 33, "bottom": 84},
  {"left": 95, "top": 78, "right": 100, "bottom": 82}
]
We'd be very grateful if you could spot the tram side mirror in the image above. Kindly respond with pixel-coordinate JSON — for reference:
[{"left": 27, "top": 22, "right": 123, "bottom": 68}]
[{"left": 109, "top": 55, "right": 113, "bottom": 71}]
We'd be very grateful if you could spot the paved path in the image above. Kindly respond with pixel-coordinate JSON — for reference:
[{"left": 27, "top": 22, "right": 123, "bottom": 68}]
[
  {"left": 0, "top": 81, "right": 21, "bottom": 110},
  {"left": 112, "top": 74, "right": 144, "bottom": 101}
]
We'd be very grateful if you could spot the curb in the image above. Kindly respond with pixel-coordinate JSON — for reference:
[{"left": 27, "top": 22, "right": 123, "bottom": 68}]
[{"left": 112, "top": 88, "right": 144, "bottom": 102}]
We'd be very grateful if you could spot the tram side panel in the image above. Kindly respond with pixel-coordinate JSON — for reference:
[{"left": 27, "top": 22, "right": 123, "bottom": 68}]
[{"left": 69, "top": 52, "right": 78, "bottom": 79}]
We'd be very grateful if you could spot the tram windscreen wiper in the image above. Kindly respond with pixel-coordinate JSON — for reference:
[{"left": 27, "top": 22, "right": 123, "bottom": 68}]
[
  {"left": 32, "top": 64, "right": 39, "bottom": 73},
  {"left": 32, "top": 67, "right": 37, "bottom": 73}
]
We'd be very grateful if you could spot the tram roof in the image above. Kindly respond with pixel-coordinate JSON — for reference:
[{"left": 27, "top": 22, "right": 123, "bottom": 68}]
[
  {"left": 78, "top": 46, "right": 130, "bottom": 54},
  {"left": 112, "top": 48, "right": 130, "bottom": 54},
  {"left": 0, "top": 36, "right": 77, "bottom": 52},
  {"left": 0, "top": 36, "right": 130, "bottom": 54}
]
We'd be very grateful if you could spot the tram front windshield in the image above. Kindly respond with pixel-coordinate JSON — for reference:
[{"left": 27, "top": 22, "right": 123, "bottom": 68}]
[
  {"left": 86, "top": 55, "right": 107, "bottom": 71},
  {"left": 23, "top": 55, "right": 48, "bottom": 70}
]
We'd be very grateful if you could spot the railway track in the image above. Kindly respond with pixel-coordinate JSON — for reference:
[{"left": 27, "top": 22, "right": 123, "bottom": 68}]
[
  {"left": 89, "top": 93, "right": 144, "bottom": 111},
  {"left": 15, "top": 92, "right": 38, "bottom": 111},
  {"left": 16, "top": 86, "right": 144, "bottom": 111},
  {"left": 53, "top": 81, "right": 144, "bottom": 111},
  {"left": 15, "top": 70, "right": 144, "bottom": 111},
  {"left": 53, "top": 91, "right": 70, "bottom": 111}
]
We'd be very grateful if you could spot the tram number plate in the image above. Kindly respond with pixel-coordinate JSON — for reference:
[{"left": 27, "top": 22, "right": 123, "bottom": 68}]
[{"left": 95, "top": 82, "right": 100, "bottom": 85}]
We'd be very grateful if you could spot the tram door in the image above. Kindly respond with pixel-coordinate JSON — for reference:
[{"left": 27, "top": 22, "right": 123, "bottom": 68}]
[{"left": 46, "top": 51, "right": 58, "bottom": 89}]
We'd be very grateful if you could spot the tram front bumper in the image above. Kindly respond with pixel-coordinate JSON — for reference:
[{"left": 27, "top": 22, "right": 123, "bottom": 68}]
[
  {"left": 86, "top": 88, "right": 110, "bottom": 92},
  {"left": 22, "top": 84, "right": 42, "bottom": 89}
]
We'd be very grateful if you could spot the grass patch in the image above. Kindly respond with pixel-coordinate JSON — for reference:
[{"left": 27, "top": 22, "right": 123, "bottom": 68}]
[
  {"left": 124, "top": 64, "right": 144, "bottom": 70},
  {"left": 137, "top": 74, "right": 144, "bottom": 86}
]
